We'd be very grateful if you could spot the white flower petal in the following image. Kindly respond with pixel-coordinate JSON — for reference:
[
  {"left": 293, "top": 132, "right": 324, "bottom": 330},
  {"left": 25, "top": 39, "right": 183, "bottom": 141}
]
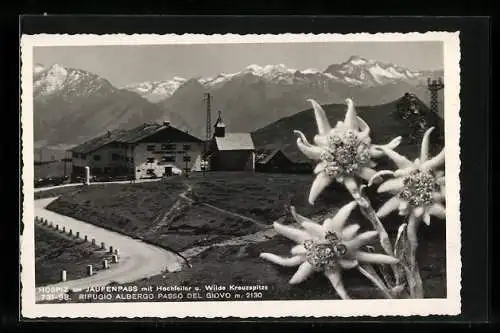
[
  {"left": 377, "top": 178, "right": 404, "bottom": 193},
  {"left": 313, "top": 134, "right": 329, "bottom": 147},
  {"left": 355, "top": 251, "right": 399, "bottom": 265},
  {"left": 313, "top": 161, "right": 327, "bottom": 174},
  {"left": 339, "top": 259, "right": 359, "bottom": 270},
  {"left": 357, "top": 116, "right": 371, "bottom": 142},
  {"left": 289, "top": 261, "right": 315, "bottom": 284},
  {"left": 341, "top": 224, "right": 360, "bottom": 240},
  {"left": 260, "top": 253, "right": 304, "bottom": 267},
  {"left": 308, "top": 172, "right": 334, "bottom": 205},
  {"left": 273, "top": 222, "right": 310, "bottom": 243},
  {"left": 423, "top": 211, "right": 431, "bottom": 226},
  {"left": 420, "top": 127, "right": 435, "bottom": 163},
  {"left": 323, "top": 200, "right": 358, "bottom": 232},
  {"left": 428, "top": 203, "right": 446, "bottom": 219},
  {"left": 421, "top": 148, "right": 445, "bottom": 171},
  {"left": 307, "top": 99, "right": 332, "bottom": 135},
  {"left": 394, "top": 167, "right": 414, "bottom": 177},
  {"left": 413, "top": 207, "right": 424, "bottom": 219},
  {"left": 344, "top": 98, "right": 359, "bottom": 130},
  {"left": 343, "top": 176, "right": 359, "bottom": 196},
  {"left": 345, "top": 230, "right": 378, "bottom": 250},
  {"left": 291, "top": 244, "right": 306, "bottom": 255},
  {"left": 301, "top": 221, "right": 325, "bottom": 238},
  {"left": 325, "top": 270, "right": 350, "bottom": 299},
  {"left": 376, "top": 195, "right": 401, "bottom": 218},
  {"left": 290, "top": 206, "right": 315, "bottom": 224},
  {"left": 296, "top": 137, "right": 323, "bottom": 160},
  {"left": 367, "top": 170, "right": 395, "bottom": 187},
  {"left": 379, "top": 147, "right": 413, "bottom": 169},
  {"left": 358, "top": 167, "right": 377, "bottom": 182}
]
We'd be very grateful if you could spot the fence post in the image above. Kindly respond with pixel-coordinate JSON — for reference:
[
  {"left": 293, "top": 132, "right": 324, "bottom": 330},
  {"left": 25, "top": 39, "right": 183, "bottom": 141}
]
[
  {"left": 91, "top": 238, "right": 96, "bottom": 246},
  {"left": 103, "top": 259, "right": 109, "bottom": 269},
  {"left": 109, "top": 246, "right": 114, "bottom": 254},
  {"left": 62, "top": 226, "right": 66, "bottom": 233},
  {"left": 112, "top": 255, "right": 119, "bottom": 263},
  {"left": 60, "top": 270, "right": 67, "bottom": 282},
  {"left": 114, "top": 249, "right": 119, "bottom": 256},
  {"left": 100, "top": 242, "right": 106, "bottom": 250},
  {"left": 84, "top": 235, "right": 88, "bottom": 242},
  {"left": 76, "top": 231, "right": 80, "bottom": 238},
  {"left": 55, "top": 224, "right": 59, "bottom": 231},
  {"left": 69, "top": 229, "right": 73, "bottom": 236},
  {"left": 87, "top": 265, "right": 93, "bottom": 276}
]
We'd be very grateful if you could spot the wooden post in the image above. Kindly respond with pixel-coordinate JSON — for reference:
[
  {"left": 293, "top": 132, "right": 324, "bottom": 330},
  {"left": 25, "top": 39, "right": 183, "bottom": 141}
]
[
  {"left": 60, "top": 270, "right": 67, "bottom": 282},
  {"left": 114, "top": 249, "right": 119, "bottom": 256},
  {"left": 44, "top": 219, "right": 48, "bottom": 226},
  {"left": 76, "top": 231, "right": 80, "bottom": 238},
  {"left": 55, "top": 224, "right": 59, "bottom": 231},
  {"left": 87, "top": 265, "right": 93, "bottom": 276},
  {"left": 103, "top": 259, "right": 109, "bottom": 269},
  {"left": 112, "top": 255, "right": 118, "bottom": 263},
  {"left": 62, "top": 226, "right": 66, "bottom": 233},
  {"left": 84, "top": 235, "right": 88, "bottom": 242},
  {"left": 109, "top": 246, "right": 114, "bottom": 254},
  {"left": 69, "top": 229, "right": 73, "bottom": 236},
  {"left": 91, "top": 238, "right": 96, "bottom": 245},
  {"left": 100, "top": 242, "right": 106, "bottom": 250}
]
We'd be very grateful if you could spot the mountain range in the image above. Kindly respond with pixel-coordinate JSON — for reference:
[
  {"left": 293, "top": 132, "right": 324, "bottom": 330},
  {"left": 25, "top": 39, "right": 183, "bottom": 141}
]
[{"left": 32, "top": 56, "right": 444, "bottom": 147}]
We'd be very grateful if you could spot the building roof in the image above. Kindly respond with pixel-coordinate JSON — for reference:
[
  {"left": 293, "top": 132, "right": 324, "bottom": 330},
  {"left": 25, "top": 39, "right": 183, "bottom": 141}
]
[
  {"left": 70, "top": 130, "right": 128, "bottom": 154},
  {"left": 215, "top": 133, "right": 255, "bottom": 151},
  {"left": 70, "top": 123, "right": 202, "bottom": 154}
]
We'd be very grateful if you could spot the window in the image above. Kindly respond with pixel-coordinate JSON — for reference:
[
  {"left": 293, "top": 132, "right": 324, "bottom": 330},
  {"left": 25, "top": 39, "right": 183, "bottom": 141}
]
[
  {"left": 146, "top": 157, "right": 155, "bottom": 164},
  {"left": 161, "top": 144, "right": 175, "bottom": 150},
  {"left": 93, "top": 155, "right": 101, "bottom": 161},
  {"left": 183, "top": 144, "right": 191, "bottom": 151},
  {"left": 183, "top": 156, "right": 191, "bottom": 162},
  {"left": 112, "top": 153, "right": 119, "bottom": 161},
  {"left": 146, "top": 144, "right": 155, "bottom": 151},
  {"left": 162, "top": 156, "right": 176, "bottom": 163}
]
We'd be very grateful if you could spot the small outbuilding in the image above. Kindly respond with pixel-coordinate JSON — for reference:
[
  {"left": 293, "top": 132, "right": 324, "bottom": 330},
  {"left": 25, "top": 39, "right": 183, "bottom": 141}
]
[
  {"left": 255, "top": 148, "right": 295, "bottom": 173},
  {"left": 208, "top": 111, "right": 256, "bottom": 171}
]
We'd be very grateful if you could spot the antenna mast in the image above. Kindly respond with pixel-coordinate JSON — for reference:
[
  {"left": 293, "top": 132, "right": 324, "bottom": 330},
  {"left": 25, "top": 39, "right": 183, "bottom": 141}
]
[
  {"left": 427, "top": 77, "right": 444, "bottom": 114},
  {"left": 204, "top": 93, "right": 212, "bottom": 140}
]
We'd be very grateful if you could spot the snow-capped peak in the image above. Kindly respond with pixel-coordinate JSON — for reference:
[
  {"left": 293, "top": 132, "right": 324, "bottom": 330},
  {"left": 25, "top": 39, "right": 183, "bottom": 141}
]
[
  {"left": 325, "top": 55, "right": 425, "bottom": 86},
  {"left": 33, "top": 63, "right": 115, "bottom": 99},
  {"left": 346, "top": 55, "right": 370, "bottom": 66},
  {"left": 34, "top": 63, "right": 45, "bottom": 74},
  {"left": 122, "top": 77, "right": 188, "bottom": 102}
]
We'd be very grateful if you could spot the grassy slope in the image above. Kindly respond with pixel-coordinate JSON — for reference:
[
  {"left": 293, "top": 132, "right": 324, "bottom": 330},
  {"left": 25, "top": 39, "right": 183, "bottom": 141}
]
[
  {"left": 39, "top": 172, "right": 446, "bottom": 302},
  {"left": 35, "top": 225, "right": 112, "bottom": 286}
]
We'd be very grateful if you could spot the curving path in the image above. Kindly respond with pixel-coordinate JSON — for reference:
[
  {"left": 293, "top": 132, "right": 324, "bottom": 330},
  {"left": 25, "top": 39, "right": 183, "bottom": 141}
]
[{"left": 35, "top": 197, "right": 183, "bottom": 302}]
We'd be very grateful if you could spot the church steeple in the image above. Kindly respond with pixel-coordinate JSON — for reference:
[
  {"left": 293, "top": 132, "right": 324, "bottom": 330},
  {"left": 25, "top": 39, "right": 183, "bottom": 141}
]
[{"left": 214, "top": 110, "right": 226, "bottom": 137}]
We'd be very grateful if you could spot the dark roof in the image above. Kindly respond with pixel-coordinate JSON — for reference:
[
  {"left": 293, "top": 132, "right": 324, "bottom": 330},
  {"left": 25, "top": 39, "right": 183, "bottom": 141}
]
[
  {"left": 70, "top": 130, "right": 128, "bottom": 154},
  {"left": 70, "top": 123, "right": 202, "bottom": 154}
]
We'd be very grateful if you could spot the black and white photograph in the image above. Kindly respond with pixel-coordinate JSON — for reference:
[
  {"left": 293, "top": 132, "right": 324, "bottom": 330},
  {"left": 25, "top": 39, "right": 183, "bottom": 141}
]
[{"left": 20, "top": 32, "right": 461, "bottom": 318}]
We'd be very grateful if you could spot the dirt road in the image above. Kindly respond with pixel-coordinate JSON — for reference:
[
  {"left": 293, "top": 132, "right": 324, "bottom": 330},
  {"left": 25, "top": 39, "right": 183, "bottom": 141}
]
[{"left": 34, "top": 197, "right": 183, "bottom": 302}]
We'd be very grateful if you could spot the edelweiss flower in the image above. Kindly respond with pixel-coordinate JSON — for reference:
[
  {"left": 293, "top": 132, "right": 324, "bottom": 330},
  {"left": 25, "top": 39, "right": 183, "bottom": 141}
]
[
  {"left": 260, "top": 201, "right": 399, "bottom": 299},
  {"left": 370, "top": 127, "right": 446, "bottom": 226},
  {"left": 294, "top": 98, "right": 402, "bottom": 204}
]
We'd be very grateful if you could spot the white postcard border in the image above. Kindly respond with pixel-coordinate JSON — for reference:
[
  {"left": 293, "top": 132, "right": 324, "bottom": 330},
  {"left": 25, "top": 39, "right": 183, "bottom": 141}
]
[{"left": 20, "top": 32, "right": 461, "bottom": 318}]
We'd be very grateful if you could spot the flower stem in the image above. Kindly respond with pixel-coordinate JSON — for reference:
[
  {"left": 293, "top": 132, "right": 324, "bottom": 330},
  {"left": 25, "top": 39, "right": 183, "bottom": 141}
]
[
  {"left": 358, "top": 265, "right": 393, "bottom": 299},
  {"left": 346, "top": 184, "right": 400, "bottom": 287},
  {"left": 407, "top": 215, "right": 424, "bottom": 298}
]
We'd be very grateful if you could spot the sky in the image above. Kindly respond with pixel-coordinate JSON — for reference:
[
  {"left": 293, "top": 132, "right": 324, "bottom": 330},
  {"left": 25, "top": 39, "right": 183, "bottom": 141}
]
[{"left": 34, "top": 41, "right": 443, "bottom": 87}]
